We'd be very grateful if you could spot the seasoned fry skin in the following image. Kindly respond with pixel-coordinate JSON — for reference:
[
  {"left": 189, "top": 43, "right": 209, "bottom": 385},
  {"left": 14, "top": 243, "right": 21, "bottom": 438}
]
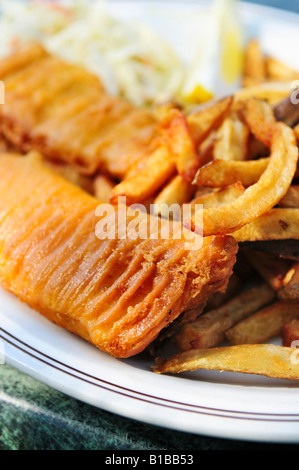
[
  {"left": 0, "top": 43, "right": 157, "bottom": 178},
  {"left": 0, "top": 152, "right": 237, "bottom": 358}
]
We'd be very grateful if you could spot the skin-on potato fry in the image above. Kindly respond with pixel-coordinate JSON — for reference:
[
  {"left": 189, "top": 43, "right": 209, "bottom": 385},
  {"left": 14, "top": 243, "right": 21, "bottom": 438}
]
[
  {"left": 93, "top": 174, "right": 116, "bottom": 203},
  {"left": 174, "top": 283, "right": 275, "bottom": 351},
  {"left": 278, "top": 262, "right": 299, "bottom": 302},
  {"left": 204, "top": 272, "right": 244, "bottom": 311},
  {"left": 193, "top": 186, "right": 214, "bottom": 199},
  {"left": 232, "top": 209, "right": 299, "bottom": 242},
  {"left": 162, "top": 108, "right": 199, "bottom": 182},
  {"left": 153, "top": 175, "right": 195, "bottom": 219},
  {"left": 242, "top": 39, "right": 266, "bottom": 87},
  {"left": 235, "top": 81, "right": 292, "bottom": 106},
  {"left": 225, "top": 301, "right": 299, "bottom": 345},
  {"left": 197, "top": 130, "right": 218, "bottom": 168},
  {"left": 187, "top": 96, "right": 233, "bottom": 147},
  {"left": 266, "top": 57, "right": 299, "bottom": 81},
  {"left": 111, "top": 103, "right": 200, "bottom": 204},
  {"left": 110, "top": 142, "right": 175, "bottom": 205},
  {"left": 241, "top": 97, "right": 276, "bottom": 148},
  {"left": 279, "top": 186, "right": 299, "bottom": 209},
  {"left": 190, "top": 183, "right": 245, "bottom": 212},
  {"left": 245, "top": 250, "right": 292, "bottom": 291},
  {"left": 282, "top": 319, "right": 299, "bottom": 347},
  {"left": 192, "top": 157, "right": 269, "bottom": 188},
  {"left": 153, "top": 344, "right": 299, "bottom": 380},
  {"left": 187, "top": 123, "right": 299, "bottom": 236},
  {"left": 213, "top": 115, "right": 249, "bottom": 161}
]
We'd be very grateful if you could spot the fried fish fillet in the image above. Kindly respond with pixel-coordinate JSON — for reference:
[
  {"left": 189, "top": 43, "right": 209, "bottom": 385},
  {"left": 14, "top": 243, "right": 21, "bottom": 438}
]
[
  {"left": 0, "top": 152, "right": 237, "bottom": 357},
  {"left": 0, "top": 43, "right": 157, "bottom": 177}
]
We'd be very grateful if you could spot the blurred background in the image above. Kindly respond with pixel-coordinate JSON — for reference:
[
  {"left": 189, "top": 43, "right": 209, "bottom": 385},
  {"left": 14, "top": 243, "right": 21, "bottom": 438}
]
[{"left": 250, "top": 1, "right": 299, "bottom": 12}]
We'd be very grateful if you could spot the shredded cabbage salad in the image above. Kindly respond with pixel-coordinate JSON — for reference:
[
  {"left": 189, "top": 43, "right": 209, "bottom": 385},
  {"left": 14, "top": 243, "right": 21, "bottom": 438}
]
[{"left": 0, "top": 0, "right": 184, "bottom": 106}]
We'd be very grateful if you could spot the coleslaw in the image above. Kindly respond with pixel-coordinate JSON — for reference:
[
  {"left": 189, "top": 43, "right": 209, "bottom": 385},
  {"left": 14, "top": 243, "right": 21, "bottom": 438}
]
[
  {"left": 0, "top": 0, "right": 244, "bottom": 107},
  {"left": 0, "top": 0, "right": 184, "bottom": 106}
]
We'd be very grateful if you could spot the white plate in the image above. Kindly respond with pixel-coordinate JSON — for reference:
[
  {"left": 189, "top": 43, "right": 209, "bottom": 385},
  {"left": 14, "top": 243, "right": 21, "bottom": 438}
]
[{"left": 2, "top": 0, "right": 299, "bottom": 444}]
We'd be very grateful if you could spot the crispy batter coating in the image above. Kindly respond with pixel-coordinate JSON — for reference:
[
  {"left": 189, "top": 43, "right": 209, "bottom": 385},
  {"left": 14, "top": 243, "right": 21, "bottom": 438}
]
[
  {"left": 0, "top": 152, "right": 237, "bottom": 357},
  {"left": 0, "top": 43, "right": 157, "bottom": 177}
]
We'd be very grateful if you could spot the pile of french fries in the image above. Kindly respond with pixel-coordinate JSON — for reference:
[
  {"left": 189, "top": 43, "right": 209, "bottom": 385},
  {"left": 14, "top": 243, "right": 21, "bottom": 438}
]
[
  {"left": 60, "top": 39, "right": 299, "bottom": 381},
  {"left": 243, "top": 39, "right": 299, "bottom": 87},
  {"left": 15, "top": 39, "right": 299, "bottom": 380},
  {"left": 152, "top": 41, "right": 299, "bottom": 380}
]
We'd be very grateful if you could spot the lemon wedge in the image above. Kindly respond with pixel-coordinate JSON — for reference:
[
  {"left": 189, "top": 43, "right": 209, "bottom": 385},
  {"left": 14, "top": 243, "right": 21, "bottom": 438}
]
[{"left": 182, "top": 0, "right": 244, "bottom": 105}]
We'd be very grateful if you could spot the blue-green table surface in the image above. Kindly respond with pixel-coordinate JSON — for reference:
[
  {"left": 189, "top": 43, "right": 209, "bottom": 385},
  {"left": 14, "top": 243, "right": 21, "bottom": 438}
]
[{"left": 2, "top": 0, "right": 299, "bottom": 451}]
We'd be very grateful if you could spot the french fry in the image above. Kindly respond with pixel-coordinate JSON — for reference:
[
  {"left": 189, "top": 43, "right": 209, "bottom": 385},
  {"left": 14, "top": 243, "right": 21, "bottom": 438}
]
[
  {"left": 225, "top": 301, "right": 299, "bottom": 345},
  {"left": 241, "top": 97, "right": 276, "bottom": 148},
  {"left": 205, "top": 272, "right": 244, "bottom": 310},
  {"left": 197, "top": 130, "right": 218, "bottom": 168},
  {"left": 153, "top": 175, "right": 195, "bottom": 219},
  {"left": 232, "top": 209, "right": 299, "bottom": 242},
  {"left": 193, "top": 157, "right": 269, "bottom": 188},
  {"left": 187, "top": 123, "right": 299, "bottom": 236},
  {"left": 174, "top": 284, "right": 275, "bottom": 351},
  {"left": 235, "top": 81, "right": 292, "bottom": 105},
  {"left": 278, "top": 262, "right": 299, "bottom": 302},
  {"left": 242, "top": 39, "right": 266, "bottom": 87},
  {"left": 111, "top": 100, "right": 204, "bottom": 204},
  {"left": 187, "top": 96, "right": 233, "bottom": 146},
  {"left": 282, "top": 319, "right": 299, "bottom": 347},
  {"left": 266, "top": 57, "right": 299, "bottom": 81},
  {"left": 93, "top": 174, "right": 116, "bottom": 203},
  {"left": 193, "top": 186, "right": 214, "bottom": 199},
  {"left": 154, "top": 344, "right": 299, "bottom": 380},
  {"left": 110, "top": 143, "right": 175, "bottom": 205},
  {"left": 213, "top": 115, "right": 249, "bottom": 161},
  {"left": 190, "top": 182, "right": 245, "bottom": 211},
  {"left": 162, "top": 108, "right": 199, "bottom": 182},
  {"left": 279, "top": 186, "right": 299, "bottom": 208},
  {"left": 246, "top": 250, "right": 292, "bottom": 291}
]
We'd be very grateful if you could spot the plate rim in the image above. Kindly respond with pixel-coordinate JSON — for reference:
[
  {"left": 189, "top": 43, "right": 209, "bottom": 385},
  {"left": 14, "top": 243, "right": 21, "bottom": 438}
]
[{"left": 2, "top": 0, "right": 299, "bottom": 444}]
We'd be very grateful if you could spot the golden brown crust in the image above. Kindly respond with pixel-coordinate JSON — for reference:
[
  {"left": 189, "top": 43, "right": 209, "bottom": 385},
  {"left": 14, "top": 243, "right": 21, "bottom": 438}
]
[
  {"left": 0, "top": 152, "right": 237, "bottom": 358},
  {"left": 0, "top": 43, "right": 157, "bottom": 178}
]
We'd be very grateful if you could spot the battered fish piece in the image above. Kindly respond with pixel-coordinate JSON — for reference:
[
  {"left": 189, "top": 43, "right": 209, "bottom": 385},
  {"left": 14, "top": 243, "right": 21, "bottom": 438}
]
[
  {"left": 0, "top": 43, "right": 157, "bottom": 178},
  {"left": 0, "top": 152, "right": 237, "bottom": 358}
]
